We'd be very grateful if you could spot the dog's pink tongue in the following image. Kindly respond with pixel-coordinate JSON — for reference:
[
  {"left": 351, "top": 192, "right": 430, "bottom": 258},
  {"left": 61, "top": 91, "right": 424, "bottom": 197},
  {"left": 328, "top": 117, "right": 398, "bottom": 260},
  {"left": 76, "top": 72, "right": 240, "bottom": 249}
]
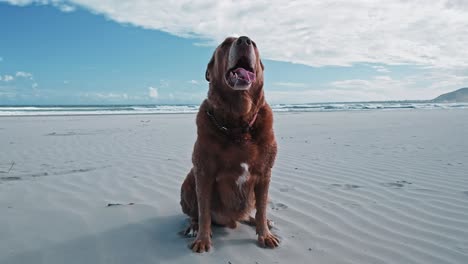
[{"left": 234, "top": 68, "right": 255, "bottom": 82}]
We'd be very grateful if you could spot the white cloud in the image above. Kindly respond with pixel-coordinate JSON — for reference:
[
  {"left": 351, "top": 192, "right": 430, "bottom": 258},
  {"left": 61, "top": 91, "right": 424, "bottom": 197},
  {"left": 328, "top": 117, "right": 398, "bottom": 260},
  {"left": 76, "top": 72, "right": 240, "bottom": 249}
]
[
  {"left": 372, "top": 66, "right": 391, "bottom": 73},
  {"left": 329, "top": 76, "right": 415, "bottom": 101},
  {"left": 4, "top": 0, "right": 468, "bottom": 69},
  {"left": 328, "top": 72, "right": 466, "bottom": 101},
  {"left": 3, "top": 0, "right": 468, "bottom": 103},
  {"left": 57, "top": 4, "right": 75, "bottom": 12},
  {"left": 2, "top": 0, "right": 76, "bottom": 12},
  {"left": 0, "top": 89, "right": 17, "bottom": 98},
  {"left": 16, "top": 71, "right": 33, "bottom": 79},
  {"left": 266, "top": 89, "right": 371, "bottom": 104},
  {"left": 273, "top": 82, "right": 307, "bottom": 88},
  {"left": 3, "top": 75, "right": 14, "bottom": 82},
  {"left": 2, "top": 0, "right": 35, "bottom": 5},
  {"left": 84, "top": 92, "right": 129, "bottom": 100},
  {"left": 266, "top": 68, "right": 468, "bottom": 103},
  {"left": 420, "top": 69, "right": 468, "bottom": 92},
  {"left": 188, "top": 80, "right": 199, "bottom": 85},
  {"left": 148, "top": 86, "right": 158, "bottom": 99},
  {"left": 158, "top": 79, "right": 170, "bottom": 88}
]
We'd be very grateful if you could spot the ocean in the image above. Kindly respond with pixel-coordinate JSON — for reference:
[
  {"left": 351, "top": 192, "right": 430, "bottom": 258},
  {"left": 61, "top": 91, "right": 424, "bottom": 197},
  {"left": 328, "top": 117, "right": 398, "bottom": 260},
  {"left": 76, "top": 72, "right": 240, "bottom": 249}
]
[{"left": 0, "top": 102, "right": 467, "bottom": 116}]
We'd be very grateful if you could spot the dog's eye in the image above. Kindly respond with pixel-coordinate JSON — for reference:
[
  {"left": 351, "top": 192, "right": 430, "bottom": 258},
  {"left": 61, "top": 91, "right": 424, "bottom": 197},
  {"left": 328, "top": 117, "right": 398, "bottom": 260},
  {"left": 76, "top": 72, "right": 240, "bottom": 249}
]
[
  {"left": 221, "top": 37, "right": 236, "bottom": 47},
  {"left": 222, "top": 40, "right": 233, "bottom": 47}
]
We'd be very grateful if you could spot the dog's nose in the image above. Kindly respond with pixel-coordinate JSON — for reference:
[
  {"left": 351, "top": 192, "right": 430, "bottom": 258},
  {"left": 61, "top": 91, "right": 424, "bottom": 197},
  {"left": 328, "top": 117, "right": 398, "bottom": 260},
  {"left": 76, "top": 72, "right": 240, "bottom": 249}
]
[{"left": 236, "top": 36, "right": 252, "bottom": 46}]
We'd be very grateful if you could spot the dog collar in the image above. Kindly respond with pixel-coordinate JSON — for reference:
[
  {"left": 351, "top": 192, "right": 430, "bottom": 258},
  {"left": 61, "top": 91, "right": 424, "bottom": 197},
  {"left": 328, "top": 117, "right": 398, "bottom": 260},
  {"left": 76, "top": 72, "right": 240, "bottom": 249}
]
[{"left": 206, "top": 109, "right": 259, "bottom": 140}]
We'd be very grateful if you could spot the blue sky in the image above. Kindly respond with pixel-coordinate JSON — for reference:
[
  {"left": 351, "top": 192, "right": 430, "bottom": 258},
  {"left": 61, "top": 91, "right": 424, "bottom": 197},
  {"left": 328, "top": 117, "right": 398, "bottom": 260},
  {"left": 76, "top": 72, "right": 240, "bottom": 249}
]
[{"left": 1, "top": 1, "right": 467, "bottom": 105}]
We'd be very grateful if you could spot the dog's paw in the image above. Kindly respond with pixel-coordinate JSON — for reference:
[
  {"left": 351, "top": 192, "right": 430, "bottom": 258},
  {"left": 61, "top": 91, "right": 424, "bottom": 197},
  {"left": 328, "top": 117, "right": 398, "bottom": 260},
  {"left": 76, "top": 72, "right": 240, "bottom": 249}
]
[
  {"left": 258, "top": 231, "right": 280, "bottom": 248},
  {"left": 184, "top": 221, "right": 199, "bottom": 237},
  {"left": 190, "top": 236, "right": 212, "bottom": 253}
]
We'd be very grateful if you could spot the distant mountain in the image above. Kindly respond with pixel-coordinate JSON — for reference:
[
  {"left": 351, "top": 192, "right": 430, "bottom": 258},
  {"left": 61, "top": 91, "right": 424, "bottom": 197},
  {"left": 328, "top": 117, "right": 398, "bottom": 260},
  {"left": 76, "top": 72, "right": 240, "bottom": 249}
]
[{"left": 433, "top": 88, "right": 468, "bottom": 103}]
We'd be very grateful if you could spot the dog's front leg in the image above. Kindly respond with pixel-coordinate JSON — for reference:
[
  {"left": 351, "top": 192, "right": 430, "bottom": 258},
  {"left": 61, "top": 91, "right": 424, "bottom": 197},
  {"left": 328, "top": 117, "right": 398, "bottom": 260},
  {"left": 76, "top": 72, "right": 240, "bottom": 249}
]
[
  {"left": 190, "top": 170, "right": 214, "bottom": 253},
  {"left": 255, "top": 175, "right": 280, "bottom": 248}
]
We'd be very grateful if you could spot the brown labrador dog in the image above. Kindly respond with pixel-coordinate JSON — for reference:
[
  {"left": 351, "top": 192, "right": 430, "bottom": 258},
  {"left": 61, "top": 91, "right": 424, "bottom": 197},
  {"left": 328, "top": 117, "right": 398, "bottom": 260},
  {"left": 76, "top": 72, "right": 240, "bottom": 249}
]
[{"left": 180, "top": 36, "right": 279, "bottom": 253}]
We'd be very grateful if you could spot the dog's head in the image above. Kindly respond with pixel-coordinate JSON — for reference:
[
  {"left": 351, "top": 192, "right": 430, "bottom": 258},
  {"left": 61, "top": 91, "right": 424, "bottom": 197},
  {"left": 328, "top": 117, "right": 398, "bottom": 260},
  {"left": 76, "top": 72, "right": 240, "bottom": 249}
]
[{"left": 205, "top": 36, "right": 264, "bottom": 94}]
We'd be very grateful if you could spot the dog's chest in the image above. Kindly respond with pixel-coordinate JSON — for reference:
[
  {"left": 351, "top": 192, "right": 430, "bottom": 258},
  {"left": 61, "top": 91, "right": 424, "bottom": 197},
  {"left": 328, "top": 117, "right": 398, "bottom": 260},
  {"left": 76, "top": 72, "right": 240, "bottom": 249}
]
[
  {"left": 215, "top": 162, "right": 255, "bottom": 212},
  {"left": 216, "top": 162, "right": 252, "bottom": 187},
  {"left": 236, "top": 163, "right": 250, "bottom": 187},
  {"left": 214, "top": 140, "right": 260, "bottom": 189}
]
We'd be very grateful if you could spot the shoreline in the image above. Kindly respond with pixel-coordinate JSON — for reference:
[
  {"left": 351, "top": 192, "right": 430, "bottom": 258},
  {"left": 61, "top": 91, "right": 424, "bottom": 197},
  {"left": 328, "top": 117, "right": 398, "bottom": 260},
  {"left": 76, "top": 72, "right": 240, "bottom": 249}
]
[{"left": 1, "top": 107, "right": 467, "bottom": 118}]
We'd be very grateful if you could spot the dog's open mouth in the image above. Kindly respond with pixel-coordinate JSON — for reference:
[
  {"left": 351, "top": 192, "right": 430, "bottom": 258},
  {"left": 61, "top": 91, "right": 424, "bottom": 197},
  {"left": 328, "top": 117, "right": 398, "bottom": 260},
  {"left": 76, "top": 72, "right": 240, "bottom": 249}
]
[{"left": 226, "top": 57, "right": 256, "bottom": 90}]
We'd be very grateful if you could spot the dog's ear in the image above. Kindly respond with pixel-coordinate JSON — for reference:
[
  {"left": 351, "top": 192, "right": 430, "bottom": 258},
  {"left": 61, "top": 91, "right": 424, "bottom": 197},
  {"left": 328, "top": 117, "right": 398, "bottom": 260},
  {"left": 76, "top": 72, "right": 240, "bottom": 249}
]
[
  {"left": 260, "top": 60, "right": 265, "bottom": 71},
  {"left": 205, "top": 54, "right": 215, "bottom": 82}
]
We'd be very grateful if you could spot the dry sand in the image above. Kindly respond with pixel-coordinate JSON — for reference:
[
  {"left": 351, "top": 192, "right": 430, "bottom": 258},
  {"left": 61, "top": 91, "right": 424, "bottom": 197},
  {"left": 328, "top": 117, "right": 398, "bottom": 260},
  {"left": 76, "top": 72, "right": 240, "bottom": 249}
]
[{"left": 1, "top": 109, "right": 468, "bottom": 264}]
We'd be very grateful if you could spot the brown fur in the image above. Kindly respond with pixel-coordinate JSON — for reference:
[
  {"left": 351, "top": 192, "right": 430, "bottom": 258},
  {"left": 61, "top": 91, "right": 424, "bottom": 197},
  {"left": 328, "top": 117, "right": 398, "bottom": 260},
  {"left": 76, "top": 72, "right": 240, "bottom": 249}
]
[{"left": 180, "top": 36, "right": 279, "bottom": 252}]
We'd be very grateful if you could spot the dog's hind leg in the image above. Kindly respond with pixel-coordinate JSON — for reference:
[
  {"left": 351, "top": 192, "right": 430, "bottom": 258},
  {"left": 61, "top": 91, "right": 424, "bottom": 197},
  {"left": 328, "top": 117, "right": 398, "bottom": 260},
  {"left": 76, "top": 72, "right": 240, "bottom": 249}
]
[
  {"left": 241, "top": 215, "right": 274, "bottom": 230},
  {"left": 184, "top": 218, "right": 199, "bottom": 237},
  {"left": 180, "top": 169, "right": 199, "bottom": 237}
]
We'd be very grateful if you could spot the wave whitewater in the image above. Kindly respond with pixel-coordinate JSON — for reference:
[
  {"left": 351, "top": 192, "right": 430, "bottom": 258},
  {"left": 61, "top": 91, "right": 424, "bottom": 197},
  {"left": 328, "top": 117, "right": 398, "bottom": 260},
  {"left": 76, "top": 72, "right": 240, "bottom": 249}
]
[{"left": 1, "top": 102, "right": 467, "bottom": 116}]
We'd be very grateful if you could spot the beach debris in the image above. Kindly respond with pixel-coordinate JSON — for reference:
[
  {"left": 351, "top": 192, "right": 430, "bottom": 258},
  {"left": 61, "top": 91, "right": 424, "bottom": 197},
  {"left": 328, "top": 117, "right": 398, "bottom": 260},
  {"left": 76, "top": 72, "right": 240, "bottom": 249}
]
[
  {"left": 0, "top": 161, "right": 16, "bottom": 173},
  {"left": 330, "top": 183, "right": 361, "bottom": 190},
  {"left": 270, "top": 202, "right": 288, "bottom": 210},
  {"left": 7, "top": 162, "right": 15, "bottom": 173},
  {"left": 31, "top": 172, "right": 49, "bottom": 177},
  {"left": 397, "top": 180, "right": 412, "bottom": 184},
  {"left": 381, "top": 180, "right": 412, "bottom": 188},
  {"left": 1, "top": 176, "right": 21, "bottom": 181},
  {"left": 106, "top": 202, "right": 135, "bottom": 207}
]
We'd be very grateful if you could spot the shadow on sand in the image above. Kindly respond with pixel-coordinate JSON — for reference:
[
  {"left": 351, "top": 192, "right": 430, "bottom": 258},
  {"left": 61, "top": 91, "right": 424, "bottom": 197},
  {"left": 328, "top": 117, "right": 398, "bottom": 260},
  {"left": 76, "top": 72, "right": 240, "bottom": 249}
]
[
  {"left": 2, "top": 215, "right": 193, "bottom": 264},
  {"left": 2, "top": 213, "right": 262, "bottom": 264}
]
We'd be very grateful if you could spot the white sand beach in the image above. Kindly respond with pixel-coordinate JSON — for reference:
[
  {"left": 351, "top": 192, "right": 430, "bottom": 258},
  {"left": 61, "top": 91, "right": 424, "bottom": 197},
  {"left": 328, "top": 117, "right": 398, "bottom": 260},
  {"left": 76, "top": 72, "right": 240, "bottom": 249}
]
[{"left": 1, "top": 109, "right": 468, "bottom": 264}]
